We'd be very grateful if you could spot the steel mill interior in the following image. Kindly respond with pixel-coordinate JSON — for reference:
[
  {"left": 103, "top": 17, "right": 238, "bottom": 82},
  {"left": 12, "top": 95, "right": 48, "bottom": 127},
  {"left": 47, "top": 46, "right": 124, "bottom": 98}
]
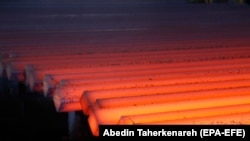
[{"left": 1, "top": 0, "right": 250, "bottom": 140}]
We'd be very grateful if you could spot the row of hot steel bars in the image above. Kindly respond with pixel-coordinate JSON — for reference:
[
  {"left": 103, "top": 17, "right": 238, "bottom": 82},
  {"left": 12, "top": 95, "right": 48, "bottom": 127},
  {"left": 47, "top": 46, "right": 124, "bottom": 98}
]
[
  {"left": 1, "top": 38, "right": 250, "bottom": 136},
  {"left": 1, "top": 1, "right": 250, "bottom": 139}
]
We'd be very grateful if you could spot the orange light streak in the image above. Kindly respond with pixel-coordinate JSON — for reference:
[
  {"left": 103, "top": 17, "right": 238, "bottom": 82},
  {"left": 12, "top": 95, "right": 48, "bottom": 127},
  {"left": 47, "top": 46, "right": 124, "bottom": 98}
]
[
  {"left": 56, "top": 73, "right": 250, "bottom": 112},
  {"left": 53, "top": 64, "right": 250, "bottom": 112},
  {"left": 7, "top": 48, "right": 250, "bottom": 82},
  {"left": 45, "top": 66, "right": 250, "bottom": 89},
  {"left": 23, "top": 55, "right": 250, "bottom": 89},
  {"left": 23, "top": 59, "right": 250, "bottom": 85},
  {"left": 50, "top": 60, "right": 250, "bottom": 112},
  {"left": 118, "top": 104, "right": 250, "bottom": 124},
  {"left": 142, "top": 112, "right": 250, "bottom": 125},
  {"left": 42, "top": 58, "right": 250, "bottom": 94},
  {"left": 95, "top": 82, "right": 250, "bottom": 109},
  {"left": 87, "top": 94, "right": 250, "bottom": 136},
  {"left": 18, "top": 51, "right": 250, "bottom": 77},
  {"left": 82, "top": 80, "right": 250, "bottom": 114}
]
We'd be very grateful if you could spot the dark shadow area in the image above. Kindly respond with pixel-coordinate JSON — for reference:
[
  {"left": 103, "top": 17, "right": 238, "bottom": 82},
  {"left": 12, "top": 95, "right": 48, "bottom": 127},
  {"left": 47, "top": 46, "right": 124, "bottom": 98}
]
[
  {"left": 0, "top": 81, "right": 96, "bottom": 141},
  {"left": 0, "top": 82, "right": 68, "bottom": 141}
]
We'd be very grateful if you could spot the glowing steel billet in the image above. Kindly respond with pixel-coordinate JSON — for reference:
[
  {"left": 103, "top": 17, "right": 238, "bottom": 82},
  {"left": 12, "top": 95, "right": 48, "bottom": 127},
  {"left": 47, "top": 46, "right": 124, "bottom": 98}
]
[
  {"left": 35, "top": 55, "right": 250, "bottom": 77},
  {"left": 141, "top": 112, "right": 250, "bottom": 125},
  {"left": 8, "top": 45, "right": 247, "bottom": 71},
  {"left": 7, "top": 54, "right": 250, "bottom": 82},
  {"left": 61, "top": 71, "right": 250, "bottom": 90},
  {"left": 87, "top": 94, "right": 250, "bottom": 136},
  {"left": 7, "top": 51, "right": 250, "bottom": 81},
  {"left": 95, "top": 80, "right": 250, "bottom": 109},
  {"left": 39, "top": 57, "right": 250, "bottom": 93},
  {"left": 29, "top": 56, "right": 250, "bottom": 93},
  {"left": 43, "top": 64, "right": 250, "bottom": 96},
  {"left": 6, "top": 53, "right": 250, "bottom": 81},
  {"left": 118, "top": 104, "right": 250, "bottom": 124},
  {"left": 57, "top": 74, "right": 250, "bottom": 112},
  {"left": 82, "top": 80, "right": 250, "bottom": 114}
]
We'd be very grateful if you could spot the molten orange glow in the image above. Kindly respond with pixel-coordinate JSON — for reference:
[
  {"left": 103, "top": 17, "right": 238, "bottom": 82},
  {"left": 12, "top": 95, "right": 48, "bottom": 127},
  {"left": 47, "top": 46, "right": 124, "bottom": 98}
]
[
  {"left": 87, "top": 94, "right": 250, "bottom": 136},
  {"left": 56, "top": 71, "right": 250, "bottom": 112},
  {"left": 33, "top": 59, "right": 250, "bottom": 92},
  {"left": 118, "top": 104, "right": 250, "bottom": 124},
  {"left": 142, "top": 112, "right": 250, "bottom": 125},
  {"left": 20, "top": 54, "right": 250, "bottom": 88},
  {"left": 18, "top": 55, "right": 250, "bottom": 91},
  {"left": 51, "top": 57, "right": 250, "bottom": 112},
  {"left": 95, "top": 85, "right": 250, "bottom": 109},
  {"left": 82, "top": 79, "right": 250, "bottom": 114},
  {"left": 45, "top": 64, "right": 250, "bottom": 94},
  {"left": 39, "top": 56, "right": 250, "bottom": 75}
]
